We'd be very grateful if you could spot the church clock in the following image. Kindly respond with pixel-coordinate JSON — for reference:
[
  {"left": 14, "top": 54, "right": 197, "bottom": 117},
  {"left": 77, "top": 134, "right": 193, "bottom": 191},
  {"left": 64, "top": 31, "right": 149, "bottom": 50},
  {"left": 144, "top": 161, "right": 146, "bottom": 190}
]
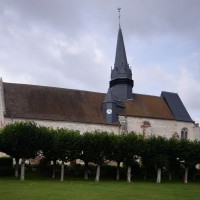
[{"left": 106, "top": 109, "right": 112, "bottom": 115}]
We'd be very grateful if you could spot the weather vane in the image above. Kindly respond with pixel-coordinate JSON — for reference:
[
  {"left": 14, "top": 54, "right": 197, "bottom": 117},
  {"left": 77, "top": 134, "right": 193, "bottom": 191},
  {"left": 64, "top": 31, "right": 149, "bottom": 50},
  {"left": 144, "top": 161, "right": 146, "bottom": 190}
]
[{"left": 117, "top": 7, "right": 121, "bottom": 28}]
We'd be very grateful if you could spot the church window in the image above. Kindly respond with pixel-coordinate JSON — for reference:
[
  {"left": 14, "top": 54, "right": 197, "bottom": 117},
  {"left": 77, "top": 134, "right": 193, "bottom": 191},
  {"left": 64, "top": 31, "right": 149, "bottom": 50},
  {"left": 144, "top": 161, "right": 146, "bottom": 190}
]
[{"left": 181, "top": 128, "right": 188, "bottom": 139}]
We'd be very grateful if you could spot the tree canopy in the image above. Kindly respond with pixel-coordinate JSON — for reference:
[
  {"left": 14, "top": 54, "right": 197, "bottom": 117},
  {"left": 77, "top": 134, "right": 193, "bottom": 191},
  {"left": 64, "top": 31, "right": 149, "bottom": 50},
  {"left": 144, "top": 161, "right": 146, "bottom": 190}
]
[{"left": 1, "top": 122, "right": 200, "bottom": 183}]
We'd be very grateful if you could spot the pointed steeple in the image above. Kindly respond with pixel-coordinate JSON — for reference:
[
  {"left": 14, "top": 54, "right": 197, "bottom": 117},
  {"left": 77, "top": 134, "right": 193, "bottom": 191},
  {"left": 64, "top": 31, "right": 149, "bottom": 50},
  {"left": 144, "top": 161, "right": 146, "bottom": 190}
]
[
  {"left": 113, "top": 8, "right": 129, "bottom": 73},
  {"left": 114, "top": 27, "right": 129, "bottom": 73},
  {"left": 111, "top": 26, "right": 132, "bottom": 80},
  {"left": 109, "top": 21, "right": 134, "bottom": 100}
]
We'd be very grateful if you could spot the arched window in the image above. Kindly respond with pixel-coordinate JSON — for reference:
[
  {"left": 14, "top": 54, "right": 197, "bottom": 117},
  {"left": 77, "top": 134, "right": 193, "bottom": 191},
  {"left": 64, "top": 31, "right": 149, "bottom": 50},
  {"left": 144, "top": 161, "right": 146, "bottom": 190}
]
[{"left": 181, "top": 128, "right": 188, "bottom": 139}]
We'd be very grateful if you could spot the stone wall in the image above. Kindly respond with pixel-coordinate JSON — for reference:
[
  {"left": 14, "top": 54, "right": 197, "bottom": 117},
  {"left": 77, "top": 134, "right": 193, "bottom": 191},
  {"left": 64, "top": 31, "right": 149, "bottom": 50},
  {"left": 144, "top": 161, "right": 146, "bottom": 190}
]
[
  {"left": 126, "top": 116, "right": 200, "bottom": 140},
  {"left": 4, "top": 117, "right": 120, "bottom": 134},
  {"left": 2, "top": 116, "right": 200, "bottom": 140}
]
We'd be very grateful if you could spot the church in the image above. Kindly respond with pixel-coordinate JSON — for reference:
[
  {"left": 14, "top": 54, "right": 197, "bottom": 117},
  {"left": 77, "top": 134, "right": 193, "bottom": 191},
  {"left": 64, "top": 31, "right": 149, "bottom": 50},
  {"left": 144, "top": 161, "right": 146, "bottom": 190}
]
[{"left": 0, "top": 21, "right": 200, "bottom": 141}]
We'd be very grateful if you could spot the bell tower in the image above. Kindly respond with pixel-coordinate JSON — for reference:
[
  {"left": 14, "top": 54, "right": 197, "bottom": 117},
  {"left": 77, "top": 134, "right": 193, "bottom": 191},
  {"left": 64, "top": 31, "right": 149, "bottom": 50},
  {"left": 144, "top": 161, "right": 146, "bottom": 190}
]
[
  {"left": 109, "top": 25, "right": 133, "bottom": 100},
  {"left": 103, "top": 9, "right": 134, "bottom": 123}
]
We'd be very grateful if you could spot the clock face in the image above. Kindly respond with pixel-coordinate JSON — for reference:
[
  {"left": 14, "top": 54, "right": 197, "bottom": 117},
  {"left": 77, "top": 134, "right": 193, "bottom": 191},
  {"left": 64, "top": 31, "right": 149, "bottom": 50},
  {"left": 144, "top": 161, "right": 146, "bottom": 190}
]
[{"left": 106, "top": 109, "right": 112, "bottom": 115}]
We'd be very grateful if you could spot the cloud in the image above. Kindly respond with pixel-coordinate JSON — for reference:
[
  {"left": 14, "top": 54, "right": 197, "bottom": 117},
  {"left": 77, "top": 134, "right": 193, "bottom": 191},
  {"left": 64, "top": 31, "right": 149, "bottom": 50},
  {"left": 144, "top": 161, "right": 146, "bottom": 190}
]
[{"left": 0, "top": 0, "right": 200, "bottom": 122}]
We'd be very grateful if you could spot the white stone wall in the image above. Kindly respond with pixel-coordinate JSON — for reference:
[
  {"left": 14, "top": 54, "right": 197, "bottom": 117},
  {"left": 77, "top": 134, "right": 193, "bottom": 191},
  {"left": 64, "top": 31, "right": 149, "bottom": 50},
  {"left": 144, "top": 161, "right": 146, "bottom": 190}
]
[
  {"left": 126, "top": 116, "right": 200, "bottom": 140},
  {"left": 4, "top": 117, "right": 120, "bottom": 134},
  {"left": 4, "top": 116, "right": 200, "bottom": 140},
  {"left": 193, "top": 125, "right": 200, "bottom": 141}
]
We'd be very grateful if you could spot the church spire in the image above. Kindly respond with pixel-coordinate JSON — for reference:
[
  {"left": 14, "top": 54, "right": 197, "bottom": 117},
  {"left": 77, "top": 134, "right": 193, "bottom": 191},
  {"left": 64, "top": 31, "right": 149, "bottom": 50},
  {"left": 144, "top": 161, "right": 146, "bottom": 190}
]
[
  {"left": 114, "top": 27, "right": 129, "bottom": 73},
  {"left": 103, "top": 9, "right": 134, "bottom": 124},
  {"left": 118, "top": 7, "right": 121, "bottom": 29},
  {"left": 111, "top": 9, "right": 132, "bottom": 81},
  {"left": 114, "top": 6, "right": 128, "bottom": 71},
  {"left": 109, "top": 9, "right": 133, "bottom": 100}
]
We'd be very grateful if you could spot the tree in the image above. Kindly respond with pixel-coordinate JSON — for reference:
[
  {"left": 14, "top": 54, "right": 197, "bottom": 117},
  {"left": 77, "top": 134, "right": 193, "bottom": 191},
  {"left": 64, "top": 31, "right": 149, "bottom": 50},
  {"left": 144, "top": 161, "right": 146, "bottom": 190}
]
[
  {"left": 56, "top": 128, "right": 81, "bottom": 181},
  {"left": 1, "top": 121, "right": 41, "bottom": 180},
  {"left": 121, "top": 132, "right": 140, "bottom": 182},
  {"left": 192, "top": 140, "right": 200, "bottom": 178},
  {"left": 178, "top": 139, "right": 200, "bottom": 183},
  {"left": 88, "top": 130, "right": 110, "bottom": 182},
  {"left": 0, "top": 123, "right": 20, "bottom": 177},
  {"left": 108, "top": 133, "right": 124, "bottom": 180},
  {"left": 167, "top": 137, "right": 181, "bottom": 181},
  {"left": 38, "top": 126, "right": 60, "bottom": 179},
  {"left": 140, "top": 137, "right": 155, "bottom": 180},
  {"left": 145, "top": 136, "right": 168, "bottom": 183},
  {"left": 79, "top": 132, "right": 96, "bottom": 180}
]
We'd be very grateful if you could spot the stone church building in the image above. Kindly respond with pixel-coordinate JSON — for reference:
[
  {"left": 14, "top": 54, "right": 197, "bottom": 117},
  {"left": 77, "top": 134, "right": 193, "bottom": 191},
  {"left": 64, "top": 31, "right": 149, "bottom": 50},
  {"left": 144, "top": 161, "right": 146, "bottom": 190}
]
[{"left": 0, "top": 24, "right": 200, "bottom": 141}]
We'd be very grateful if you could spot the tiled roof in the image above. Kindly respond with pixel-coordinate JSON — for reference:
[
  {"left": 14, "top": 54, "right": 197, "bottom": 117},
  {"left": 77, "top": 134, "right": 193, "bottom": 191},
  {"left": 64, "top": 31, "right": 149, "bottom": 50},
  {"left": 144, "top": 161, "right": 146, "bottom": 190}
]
[
  {"left": 3, "top": 82, "right": 107, "bottom": 124},
  {"left": 3, "top": 82, "right": 188, "bottom": 124},
  {"left": 124, "top": 93, "right": 175, "bottom": 120}
]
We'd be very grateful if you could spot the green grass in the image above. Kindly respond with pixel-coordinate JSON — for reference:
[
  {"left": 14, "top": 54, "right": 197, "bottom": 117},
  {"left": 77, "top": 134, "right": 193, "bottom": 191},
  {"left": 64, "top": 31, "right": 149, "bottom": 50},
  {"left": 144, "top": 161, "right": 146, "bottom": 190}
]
[{"left": 0, "top": 177, "right": 200, "bottom": 200}]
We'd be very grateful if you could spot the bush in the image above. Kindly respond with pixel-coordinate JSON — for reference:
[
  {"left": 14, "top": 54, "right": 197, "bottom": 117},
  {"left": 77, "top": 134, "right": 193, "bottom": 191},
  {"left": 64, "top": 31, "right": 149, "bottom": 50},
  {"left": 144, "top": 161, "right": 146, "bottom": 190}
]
[
  {"left": 65, "top": 164, "right": 85, "bottom": 177},
  {"left": 101, "top": 165, "right": 118, "bottom": 179},
  {"left": 37, "top": 157, "right": 52, "bottom": 175},
  {"left": 0, "top": 157, "right": 13, "bottom": 176}
]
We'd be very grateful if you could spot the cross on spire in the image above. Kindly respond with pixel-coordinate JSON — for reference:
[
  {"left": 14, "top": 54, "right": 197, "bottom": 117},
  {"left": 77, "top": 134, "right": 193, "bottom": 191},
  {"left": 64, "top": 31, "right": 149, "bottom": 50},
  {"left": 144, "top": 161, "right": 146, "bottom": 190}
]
[{"left": 117, "top": 8, "right": 121, "bottom": 28}]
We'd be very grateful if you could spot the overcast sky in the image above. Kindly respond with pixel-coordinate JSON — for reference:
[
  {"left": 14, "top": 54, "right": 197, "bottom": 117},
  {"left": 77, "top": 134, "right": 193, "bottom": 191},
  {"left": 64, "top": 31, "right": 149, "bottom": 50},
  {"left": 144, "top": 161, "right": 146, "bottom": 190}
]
[{"left": 0, "top": 0, "right": 200, "bottom": 123}]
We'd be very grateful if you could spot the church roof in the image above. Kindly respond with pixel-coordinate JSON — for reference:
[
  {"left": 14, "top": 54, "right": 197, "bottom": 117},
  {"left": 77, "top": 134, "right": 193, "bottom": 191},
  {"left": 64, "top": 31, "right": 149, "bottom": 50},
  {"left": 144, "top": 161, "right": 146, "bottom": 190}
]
[
  {"left": 161, "top": 91, "right": 193, "bottom": 122},
  {"left": 3, "top": 82, "right": 193, "bottom": 124},
  {"left": 103, "top": 88, "right": 115, "bottom": 103},
  {"left": 124, "top": 94, "right": 175, "bottom": 120},
  {"left": 3, "top": 82, "right": 106, "bottom": 124}
]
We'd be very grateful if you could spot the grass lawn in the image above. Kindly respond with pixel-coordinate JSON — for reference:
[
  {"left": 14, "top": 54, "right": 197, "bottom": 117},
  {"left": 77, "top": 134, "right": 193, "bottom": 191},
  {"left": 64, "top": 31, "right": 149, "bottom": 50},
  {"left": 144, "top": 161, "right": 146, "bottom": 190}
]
[{"left": 0, "top": 177, "right": 200, "bottom": 200}]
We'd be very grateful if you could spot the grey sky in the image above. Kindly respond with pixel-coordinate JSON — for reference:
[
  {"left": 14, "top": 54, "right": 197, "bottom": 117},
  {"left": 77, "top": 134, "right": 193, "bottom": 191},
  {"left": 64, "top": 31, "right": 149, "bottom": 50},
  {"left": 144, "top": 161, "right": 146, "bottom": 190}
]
[{"left": 0, "top": 0, "right": 200, "bottom": 123}]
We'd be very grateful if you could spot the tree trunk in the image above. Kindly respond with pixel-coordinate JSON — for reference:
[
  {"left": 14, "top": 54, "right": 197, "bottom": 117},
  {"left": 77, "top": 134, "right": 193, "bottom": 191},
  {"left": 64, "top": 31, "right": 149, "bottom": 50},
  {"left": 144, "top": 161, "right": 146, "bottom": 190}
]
[
  {"left": 144, "top": 170, "right": 147, "bottom": 180},
  {"left": 60, "top": 160, "right": 65, "bottom": 182},
  {"left": 169, "top": 171, "right": 172, "bottom": 181},
  {"left": 193, "top": 173, "right": 196, "bottom": 181},
  {"left": 52, "top": 160, "right": 56, "bottom": 179},
  {"left": 116, "top": 162, "right": 120, "bottom": 181},
  {"left": 184, "top": 167, "right": 188, "bottom": 184},
  {"left": 156, "top": 168, "right": 161, "bottom": 183},
  {"left": 95, "top": 164, "right": 100, "bottom": 182},
  {"left": 20, "top": 158, "right": 26, "bottom": 181},
  {"left": 84, "top": 161, "right": 89, "bottom": 180},
  {"left": 127, "top": 166, "right": 131, "bottom": 182},
  {"left": 15, "top": 158, "right": 19, "bottom": 178}
]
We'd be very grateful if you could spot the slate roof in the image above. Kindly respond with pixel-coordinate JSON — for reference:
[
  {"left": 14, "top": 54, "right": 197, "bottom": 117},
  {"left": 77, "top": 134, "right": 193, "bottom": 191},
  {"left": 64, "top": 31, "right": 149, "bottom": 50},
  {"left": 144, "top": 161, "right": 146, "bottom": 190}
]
[
  {"left": 3, "top": 82, "right": 193, "bottom": 124},
  {"left": 161, "top": 91, "right": 193, "bottom": 122},
  {"left": 114, "top": 28, "right": 129, "bottom": 72},
  {"left": 111, "top": 27, "right": 132, "bottom": 80},
  {"left": 103, "top": 88, "right": 115, "bottom": 103}
]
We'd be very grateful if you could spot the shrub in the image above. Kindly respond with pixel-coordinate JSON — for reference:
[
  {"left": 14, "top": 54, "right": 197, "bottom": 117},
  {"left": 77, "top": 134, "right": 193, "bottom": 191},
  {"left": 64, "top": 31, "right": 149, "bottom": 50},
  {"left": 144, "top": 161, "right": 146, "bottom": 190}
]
[
  {"left": 37, "top": 157, "right": 52, "bottom": 175},
  {"left": 0, "top": 157, "right": 13, "bottom": 176}
]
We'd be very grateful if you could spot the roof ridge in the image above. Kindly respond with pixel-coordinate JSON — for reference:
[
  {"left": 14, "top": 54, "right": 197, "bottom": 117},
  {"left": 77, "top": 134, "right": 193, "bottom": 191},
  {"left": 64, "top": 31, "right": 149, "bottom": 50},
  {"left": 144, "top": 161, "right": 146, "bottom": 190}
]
[{"left": 3, "top": 82, "right": 106, "bottom": 95}]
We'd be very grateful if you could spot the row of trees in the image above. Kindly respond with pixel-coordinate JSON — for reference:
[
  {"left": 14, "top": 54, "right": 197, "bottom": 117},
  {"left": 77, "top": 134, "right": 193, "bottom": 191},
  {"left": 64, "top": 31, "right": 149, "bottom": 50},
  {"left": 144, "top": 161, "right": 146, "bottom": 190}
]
[{"left": 0, "top": 121, "right": 200, "bottom": 183}]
